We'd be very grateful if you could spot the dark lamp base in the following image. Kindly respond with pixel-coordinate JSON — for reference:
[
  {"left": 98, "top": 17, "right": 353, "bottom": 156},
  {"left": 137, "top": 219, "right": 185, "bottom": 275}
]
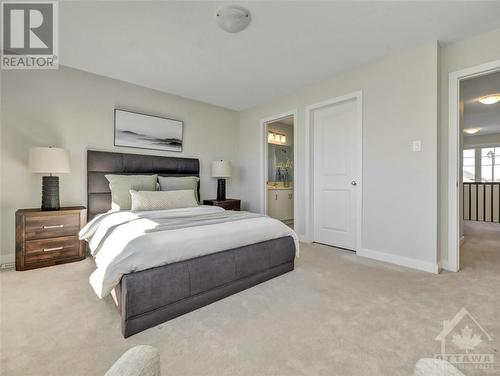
[
  {"left": 217, "top": 179, "right": 226, "bottom": 201},
  {"left": 42, "top": 176, "right": 60, "bottom": 211}
]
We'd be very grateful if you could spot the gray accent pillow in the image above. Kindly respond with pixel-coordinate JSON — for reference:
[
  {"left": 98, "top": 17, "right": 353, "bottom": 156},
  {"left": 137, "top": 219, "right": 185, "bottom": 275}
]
[
  {"left": 158, "top": 176, "right": 200, "bottom": 202},
  {"left": 105, "top": 174, "right": 158, "bottom": 211},
  {"left": 130, "top": 189, "right": 198, "bottom": 211}
]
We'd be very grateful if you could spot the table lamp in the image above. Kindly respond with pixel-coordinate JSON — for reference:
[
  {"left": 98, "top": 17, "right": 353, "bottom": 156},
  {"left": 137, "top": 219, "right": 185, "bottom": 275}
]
[
  {"left": 211, "top": 160, "right": 231, "bottom": 201},
  {"left": 29, "top": 147, "right": 71, "bottom": 211}
]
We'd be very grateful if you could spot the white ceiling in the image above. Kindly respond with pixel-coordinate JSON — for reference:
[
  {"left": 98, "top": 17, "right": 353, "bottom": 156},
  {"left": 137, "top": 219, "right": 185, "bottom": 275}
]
[
  {"left": 59, "top": 1, "right": 500, "bottom": 111},
  {"left": 462, "top": 71, "right": 500, "bottom": 136}
]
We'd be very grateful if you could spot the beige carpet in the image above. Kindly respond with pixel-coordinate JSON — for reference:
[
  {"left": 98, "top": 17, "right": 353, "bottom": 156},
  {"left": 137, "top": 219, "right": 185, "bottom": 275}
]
[{"left": 1, "top": 225, "right": 499, "bottom": 376}]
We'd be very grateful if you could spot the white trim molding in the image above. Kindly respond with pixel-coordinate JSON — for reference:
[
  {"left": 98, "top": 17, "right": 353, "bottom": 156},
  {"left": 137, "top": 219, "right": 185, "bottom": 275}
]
[
  {"left": 305, "top": 91, "right": 363, "bottom": 250},
  {"left": 358, "top": 248, "right": 439, "bottom": 274},
  {"left": 448, "top": 59, "right": 500, "bottom": 272},
  {"left": 298, "top": 234, "right": 311, "bottom": 243}
]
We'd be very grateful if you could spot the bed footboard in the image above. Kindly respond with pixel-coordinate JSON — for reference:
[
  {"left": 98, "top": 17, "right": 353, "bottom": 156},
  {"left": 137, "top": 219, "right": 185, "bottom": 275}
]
[{"left": 115, "top": 236, "right": 295, "bottom": 337}]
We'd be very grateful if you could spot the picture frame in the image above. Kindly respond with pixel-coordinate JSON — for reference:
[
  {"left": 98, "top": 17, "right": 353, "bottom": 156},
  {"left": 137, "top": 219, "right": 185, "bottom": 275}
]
[{"left": 114, "top": 109, "right": 183, "bottom": 152}]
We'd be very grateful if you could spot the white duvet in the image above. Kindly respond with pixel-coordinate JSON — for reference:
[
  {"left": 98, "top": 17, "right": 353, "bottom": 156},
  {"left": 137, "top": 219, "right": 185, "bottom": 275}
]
[{"left": 79, "top": 206, "right": 299, "bottom": 298}]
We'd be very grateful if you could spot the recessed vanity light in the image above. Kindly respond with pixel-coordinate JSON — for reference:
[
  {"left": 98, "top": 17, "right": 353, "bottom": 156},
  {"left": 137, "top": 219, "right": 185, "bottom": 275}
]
[
  {"left": 464, "top": 128, "right": 480, "bottom": 135},
  {"left": 268, "top": 131, "right": 287, "bottom": 144}
]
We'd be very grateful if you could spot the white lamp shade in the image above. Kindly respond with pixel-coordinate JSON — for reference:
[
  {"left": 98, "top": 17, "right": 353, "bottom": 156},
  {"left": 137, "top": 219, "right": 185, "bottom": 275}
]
[
  {"left": 211, "top": 160, "right": 231, "bottom": 178},
  {"left": 29, "top": 147, "right": 71, "bottom": 174}
]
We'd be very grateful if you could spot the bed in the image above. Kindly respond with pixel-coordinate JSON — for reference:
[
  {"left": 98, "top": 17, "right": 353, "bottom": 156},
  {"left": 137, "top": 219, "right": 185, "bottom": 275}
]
[{"left": 85, "top": 150, "right": 297, "bottom": 337}]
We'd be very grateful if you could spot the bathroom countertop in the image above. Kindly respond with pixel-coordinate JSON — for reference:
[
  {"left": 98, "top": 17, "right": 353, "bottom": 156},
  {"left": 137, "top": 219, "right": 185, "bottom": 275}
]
[{"left": 267, "top": 185, "right": 293, "bottom": 190}]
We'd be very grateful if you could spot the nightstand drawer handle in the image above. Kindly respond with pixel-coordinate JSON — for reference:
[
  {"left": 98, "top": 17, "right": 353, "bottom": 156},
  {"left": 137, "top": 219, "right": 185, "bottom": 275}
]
[
  {"left": 43, "top": 246, "right": 63, "bottom": 252},
  {"left": 43, "top": 224, "right": 64, "bottom": 229}
]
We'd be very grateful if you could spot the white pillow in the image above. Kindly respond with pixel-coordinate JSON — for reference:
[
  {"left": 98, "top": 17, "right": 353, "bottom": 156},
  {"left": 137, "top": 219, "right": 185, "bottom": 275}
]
[
  {"left": 130, "top": 189, "right": 198, "bottom": 211},
  {"left": 158, "top": 176, "right": 200, "bottom": 202},
  {"left": 105, "top": 174, "right": 158, "bottom": 211}
]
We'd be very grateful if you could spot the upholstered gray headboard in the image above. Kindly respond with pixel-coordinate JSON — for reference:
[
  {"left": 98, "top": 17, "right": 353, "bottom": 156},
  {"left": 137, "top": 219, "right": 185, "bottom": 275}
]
[{"left": 87, "top": 150, "right": 200, "bottom": 220}]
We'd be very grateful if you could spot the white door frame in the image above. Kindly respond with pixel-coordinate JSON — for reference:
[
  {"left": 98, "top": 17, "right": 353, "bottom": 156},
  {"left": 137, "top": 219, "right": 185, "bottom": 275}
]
[
  {"left": 305, "top": 91, "right": 363, "bottom": 250},
  {"left": 260, "top": 110, "right": 298, "bottom": 223},
  {"left": 447, "top": 59, "right": 500, "bottom": 272}
]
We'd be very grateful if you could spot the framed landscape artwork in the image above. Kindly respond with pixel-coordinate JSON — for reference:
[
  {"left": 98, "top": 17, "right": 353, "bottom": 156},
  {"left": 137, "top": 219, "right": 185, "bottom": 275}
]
[{"left": 114, "top": 109, "right": 183, "bottom": 152}]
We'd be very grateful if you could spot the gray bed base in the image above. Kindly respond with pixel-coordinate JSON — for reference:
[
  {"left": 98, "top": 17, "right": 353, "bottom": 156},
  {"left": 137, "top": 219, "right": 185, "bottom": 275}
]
[
  {"left": 113, "top": 236, "right": 296, "bottom": 338},
  {"left": 86, "top": 150, "right": 296, "bottom": 338}
]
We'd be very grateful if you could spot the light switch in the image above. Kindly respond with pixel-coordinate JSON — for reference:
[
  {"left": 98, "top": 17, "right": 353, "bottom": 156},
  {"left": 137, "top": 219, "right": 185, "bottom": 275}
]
[{"left": 412, "top": 140, "right": 422, "bottom": 152}]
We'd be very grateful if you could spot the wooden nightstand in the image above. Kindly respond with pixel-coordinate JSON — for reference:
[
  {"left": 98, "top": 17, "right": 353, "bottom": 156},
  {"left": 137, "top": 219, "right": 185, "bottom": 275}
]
[
  {"left": 203, "top": 199, "right": 241, "bottom": 211},
  {"left": 15, "top": 207, "right": 87, "bottom": 271}
]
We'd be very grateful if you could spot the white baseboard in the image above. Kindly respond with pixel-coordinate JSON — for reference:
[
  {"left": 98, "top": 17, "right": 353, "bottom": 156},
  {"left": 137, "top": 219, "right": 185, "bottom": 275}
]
[
  {"left": 298, "top": 234, "right": 311, "bottom": 243},
  {"left": 357, "top": 248, "right": 439, "bottom": 274},
  {"left": 0, "top": 253, "right": 15, "bottom": 269},
  {"left": 439, "top": 259, "right": 450, "bottom": 271}
]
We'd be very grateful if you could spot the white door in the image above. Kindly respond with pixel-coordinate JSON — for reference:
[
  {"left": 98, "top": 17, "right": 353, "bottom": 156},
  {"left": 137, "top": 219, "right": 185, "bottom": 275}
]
[{"left": 312, "top": 98, "right": 360, "bottom": 250}]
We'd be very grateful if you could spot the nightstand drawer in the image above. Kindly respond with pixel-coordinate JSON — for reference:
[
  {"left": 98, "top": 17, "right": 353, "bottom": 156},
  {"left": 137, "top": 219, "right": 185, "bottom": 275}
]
[
  {"left": 25, "top": 236, "right": 80, "bottom": 262},
  {"left": 16, "top": 207, "right": 87, "bottom": 271},
  {"left": 25, "top": 214, "right": 80, "bottom": 240}
]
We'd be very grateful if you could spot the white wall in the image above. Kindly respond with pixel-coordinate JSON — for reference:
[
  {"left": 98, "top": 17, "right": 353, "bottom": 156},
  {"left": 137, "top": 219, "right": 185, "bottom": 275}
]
[
  {"left": 438, "top": 28, "right": 500, "bottom": 264},
  {"left": 0, "top": 66, "right": 240, "bottom": 263},
  {"left": 239, "top": 42, "right": 439, "bottom": 271}
]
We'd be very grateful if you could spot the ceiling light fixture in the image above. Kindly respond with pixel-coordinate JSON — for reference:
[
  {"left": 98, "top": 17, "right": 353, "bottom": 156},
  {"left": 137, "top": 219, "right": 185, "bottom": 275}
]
[
  {"left": 215, "top": 5, "right": 251, "bottom": 33},
  {"left": 268, "top": 131, "right": 287, "bottom": 144},
  {"left": 478, "top": 94, "right": 500, "bottom": 105},
  {"left": 464, "top": 128, "right": 480, "bottom": 135}
]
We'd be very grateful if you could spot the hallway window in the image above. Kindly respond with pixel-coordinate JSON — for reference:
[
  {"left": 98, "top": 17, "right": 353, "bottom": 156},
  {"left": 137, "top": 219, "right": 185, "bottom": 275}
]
[
  {"left": 463, "top": 148, "right": 475, "bottom": 182},
  {"left": 481, "top": 147, "right": 500, "bottom": 182}
]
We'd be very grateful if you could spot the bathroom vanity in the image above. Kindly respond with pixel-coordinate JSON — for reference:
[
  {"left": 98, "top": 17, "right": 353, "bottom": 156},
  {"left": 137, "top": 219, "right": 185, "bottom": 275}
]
[{"left": 267, "top": 185, "right": 293, "bottom": 224}]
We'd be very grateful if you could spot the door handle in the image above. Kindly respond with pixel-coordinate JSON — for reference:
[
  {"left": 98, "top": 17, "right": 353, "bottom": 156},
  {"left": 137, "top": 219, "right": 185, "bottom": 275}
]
[
  {"left": 351, "top": 181, "right": 357, "bottom": 186},
  {"left": 43, "top": 246, "right": 64, "bottom": 252},
  {"left": 43, "top": 224, "right": 64, "bottom": 229}
]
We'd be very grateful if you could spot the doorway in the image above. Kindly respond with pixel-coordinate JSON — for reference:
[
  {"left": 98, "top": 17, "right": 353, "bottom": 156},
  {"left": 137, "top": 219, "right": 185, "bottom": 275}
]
[
  {"left": 448, "top": 59, "right": 500, "bottom": 272},
  {"left": 459, "top": 71, "right": 500, "bottom": 269},
  {"left": 306, "top": 92, "right": 362, "bottom": 251},
  {"left": 261, "top": 111, "right": 297, "bottom": 229}
]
